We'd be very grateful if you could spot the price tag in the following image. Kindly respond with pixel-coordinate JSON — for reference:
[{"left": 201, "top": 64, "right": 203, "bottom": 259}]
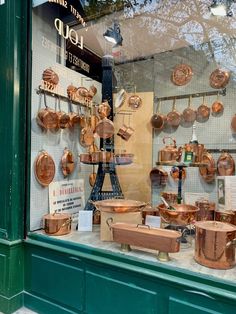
[
  {"left": 77, "top": 211, "right": 93, "bottom": 232},
  {"left": 145, "top": 215, "right": 161, "bottom": 228}
]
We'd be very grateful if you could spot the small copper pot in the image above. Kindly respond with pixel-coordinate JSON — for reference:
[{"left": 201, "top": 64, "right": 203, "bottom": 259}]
[
  {"left": 195, "top": 221, "right": 236, "bottom": 269},
  {"left": 44, "top": 212, "right": 72, "bottom": 236},
  {"left": 215, "top": 210, "right": 235, "bottom": 224}
]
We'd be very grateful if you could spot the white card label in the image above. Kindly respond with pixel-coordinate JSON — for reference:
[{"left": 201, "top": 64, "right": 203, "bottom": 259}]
[
  {"left": 77, "top": 210, "right": 93, "bottom": 232},
  {"left": 145, "top": 215, "right": 161, "bottom": 228}
]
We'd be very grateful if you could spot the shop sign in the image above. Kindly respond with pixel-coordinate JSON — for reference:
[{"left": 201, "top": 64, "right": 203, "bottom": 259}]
[{"left": 49, "top": 179, "right": 85, "bottom": 218}]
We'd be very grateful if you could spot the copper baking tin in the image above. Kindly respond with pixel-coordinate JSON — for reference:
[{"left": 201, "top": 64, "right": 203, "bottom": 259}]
[
  {"left": 34, "top": 151, "right": 55, "bottom": 187},
  {"left": 42, "top": 68, "right": 59, "bottom": 86},
  {"left": 195, "top": 221, "right": 236, "bottom": 269}
]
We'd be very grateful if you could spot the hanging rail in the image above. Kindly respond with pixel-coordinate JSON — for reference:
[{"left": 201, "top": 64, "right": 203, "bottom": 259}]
[
  {"left": 36, "top": 86, "right": 91, "bottom": 108},
  {"left": 207, "top": 148, "right": 236, "bottom": 154},
  {"left": 155, "top": 88, "right": 226, "bottom": 102}
]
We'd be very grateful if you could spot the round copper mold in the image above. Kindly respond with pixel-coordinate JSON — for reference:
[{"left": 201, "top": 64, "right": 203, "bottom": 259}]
[
  {"left": 199, "top": 152, "right": 216, "bottom": 183},
  {"left": 67, "top": 85, "right": 77, "bottom": 99},
  {"left": 34, "top": 151, "right": 55, "bottom": 187},
  {"left": 80, "top": 127, "right": 94, "bottom": 147},
  {"left": 217, "top": 152, "right": 235, "bottom": 176},
  {"left": 171, "top": 64, "right": 193, "bottom": 86},
  {"left": 98, "top": 101, "right": 111, "bottom": 119},
  {"left": 209, "top": 69, "right": 230, "bottom": 89},
  {"left": 61, "top": 149, "right": 75, "bottom": 177},
  {"left": 128, "top": 94, "right": 142, "bottom": 110},
  {"left": 42, "top": 68, "right": 59, "bottom": 86}
]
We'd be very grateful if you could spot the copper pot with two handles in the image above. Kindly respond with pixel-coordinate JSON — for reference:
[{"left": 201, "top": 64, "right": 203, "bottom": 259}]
[
  {"left": 44, "top": 211, "right": 72, "bottom": 236},
  {"left": 159, "top": 137, "right": 182, "bottom": 163},
  {"left": 195, "top": 221, "right": 236, "bottom": 269}
]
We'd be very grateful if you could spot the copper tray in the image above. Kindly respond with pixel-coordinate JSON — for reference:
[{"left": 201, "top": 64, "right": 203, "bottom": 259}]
[
  {"left": 171, "top": 64, "right": 193, "bottom": 86},
  {"left": 92, "top": 199, "right": 147, "bottom": 213},
  {"left": 110, "top": 223, "right": 181, "bottom": 253},
  {"left": 34, "top": 151, "right": 55, "bottom": 186}
]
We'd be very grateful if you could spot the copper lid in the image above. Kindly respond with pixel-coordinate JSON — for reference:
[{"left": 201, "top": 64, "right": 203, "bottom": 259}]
[
  {"left": 44, "top": 212, "right": 71, "bottom": 220},
  {"left": 34, "top": 151, "right": 55, "bottom": 187},
  {"left": 195, "top": 221, "right": 236, "bottom": 232}
]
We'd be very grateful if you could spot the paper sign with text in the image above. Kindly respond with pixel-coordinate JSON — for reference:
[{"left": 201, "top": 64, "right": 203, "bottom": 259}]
[{"left": 49, "top": 179, "right": 85, "bottom": 218}]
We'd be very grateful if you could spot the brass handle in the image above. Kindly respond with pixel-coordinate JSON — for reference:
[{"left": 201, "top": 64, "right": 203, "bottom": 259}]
[{"left": 137, "top": 224, "right": 150, "bottom": 229}]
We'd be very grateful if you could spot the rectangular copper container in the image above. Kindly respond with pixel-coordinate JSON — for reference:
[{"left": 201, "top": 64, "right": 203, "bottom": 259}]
[{"left": 110, "top": 223, "right": 181, "bottom": 253}]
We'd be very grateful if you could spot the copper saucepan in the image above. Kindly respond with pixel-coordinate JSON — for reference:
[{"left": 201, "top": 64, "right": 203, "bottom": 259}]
[
  {"left": 196, "top": 96, "right": 210, "bottom": 122},
  {"left": 167, "top": 99, "right": 181, "bottom": 127},
  {"left": 195, "top": 221, "right": 236, "bottom": 269},
  {"left": 211, "top": 92, "right": 224, "bottom": 116},
  {"left": 150, "top": 100, "right": 166, "bottom": 130},
  {"left": 95, "top": 118, "right": 114, "bottom": 139},
  {"left": 182, "top": 96, "right": 196, "bottom": 123},
  {"left": 37, "top": 92, "right": 59, "bottom": 130}
]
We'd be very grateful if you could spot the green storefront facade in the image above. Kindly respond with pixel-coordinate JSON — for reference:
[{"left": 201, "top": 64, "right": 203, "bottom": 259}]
[{"left": 0, "top": 0, "right": 236, "bottom": 313}]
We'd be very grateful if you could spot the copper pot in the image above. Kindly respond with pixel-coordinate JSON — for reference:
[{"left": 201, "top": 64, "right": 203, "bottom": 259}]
[
  {"left": 44, "top": 212, "right": 72, "bottom": 236},
  {"left": 195, "top": 199, "right": 214, "bottom": 221},
  {"left": 98, "top": 101, "right": 111, "bottom": 119},
  {"left": 166, "top": 99, "right": 181, "bottom": 127},
  {"left": 128, "top": 94, "right": 142, "bottom": 110},
  {"left": 150, "top": 100, "right": 166, "bottom": 130},
  {"left": 195, "top": 221, "right": 236, "bottom": 269},
  {"left": 196, "top": 96, "right": 210, "bottom": 122},
  {"left": 37, "top": 107, "right": 59, "bottom": 130},
  {"left": 61, "top": 149, "right": 75, "bottom": 177},
  {"left": 159, "top": 137, "right": 182, "bottom": 163},
  {"left": 79, "top": 153, "right": 92, "bottom": 164},
  {"left": 215, "top": 210, "right": 235, "bottom": 224},
  {"left": 182, "top": 96, "right": 196, "bottom": 123},
  {"left": 95, "top": 118, "right": 114, "bottom": 139}
]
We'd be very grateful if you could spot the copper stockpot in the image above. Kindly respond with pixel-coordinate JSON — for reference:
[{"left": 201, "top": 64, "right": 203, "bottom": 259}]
[
  {"left": 44, "top": 212, "right": 72, "bottom": 236},
  {"left": 195, "top": 221, "right": 236, "bottom": 269}
]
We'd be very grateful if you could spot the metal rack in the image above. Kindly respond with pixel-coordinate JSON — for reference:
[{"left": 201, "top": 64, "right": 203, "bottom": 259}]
[
  {"left": 36, "top": 86, "right": 91, "bottom": 108},
  {"left": 155, "top": 88, "right": 226, "bottom": 102},
  {"left": 207, "top": 148, "right": 236, "bottom": 154}
]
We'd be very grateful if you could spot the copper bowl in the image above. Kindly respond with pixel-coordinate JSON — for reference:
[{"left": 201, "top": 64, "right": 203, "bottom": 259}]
[
  {"left": 157, "top": 204, "right": 199, "bottom": 226},
  {"left": 92, "top": 199, "right": 147, "bottom": 213}
]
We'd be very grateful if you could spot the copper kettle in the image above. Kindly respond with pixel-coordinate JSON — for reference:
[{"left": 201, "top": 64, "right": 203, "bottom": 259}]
[{"left": 159, "top": 137, "right": 182, "bottom": 163}]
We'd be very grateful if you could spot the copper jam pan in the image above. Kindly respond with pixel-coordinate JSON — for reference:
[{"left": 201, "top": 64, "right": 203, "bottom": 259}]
[
  {"left": 91, "top": 199, "right": 147, "bottom": 213},
  {"left": 157, "top": 204, "right": 199, "bottom": 226}
]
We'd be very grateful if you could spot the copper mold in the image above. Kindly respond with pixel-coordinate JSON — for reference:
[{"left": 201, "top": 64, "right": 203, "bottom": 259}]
[
  {"left": 34, "top": 151, "right": 55, "bottom": 187},
  {"left": 209, "top": 69, "right": 230, "bottom": 89},
  {"left": 61, "top": 149, "right": 75, "bottom": 177},
  {"left": 171, "top": 64, "right": 193, "bottom": 86}
]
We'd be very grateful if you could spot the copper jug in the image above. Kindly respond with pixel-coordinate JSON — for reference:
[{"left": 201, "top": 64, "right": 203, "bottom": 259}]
[{"left": 159, "top": 137, "right": 182, "bottom": 163}]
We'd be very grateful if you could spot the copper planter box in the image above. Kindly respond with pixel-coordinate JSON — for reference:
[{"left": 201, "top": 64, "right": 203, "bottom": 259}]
[{"left": 195, "top": 221, "right": 236, "bottom": 269}]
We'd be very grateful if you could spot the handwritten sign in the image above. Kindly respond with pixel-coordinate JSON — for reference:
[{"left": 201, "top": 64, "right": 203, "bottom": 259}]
[{"left": 49, "top": 179, "right": 85, "bottom": 218}]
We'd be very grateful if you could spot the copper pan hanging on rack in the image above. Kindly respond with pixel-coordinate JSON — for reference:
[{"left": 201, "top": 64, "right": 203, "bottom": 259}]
[
  {"left": 150, "top": 100, "right": 166, "bottom": 130},
  {"left": 166, "top": 98, "right": 181, "bottom": 127},
  {"left": 196, "top": 95, "right": 210, "bottom": 122},
  {"left": 182, "top": 95, "right": 196, "bottom": 123}
]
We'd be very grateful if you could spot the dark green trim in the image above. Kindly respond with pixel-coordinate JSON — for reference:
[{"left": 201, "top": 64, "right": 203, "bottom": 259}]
[
  {"left": 0, "top": 292, "right": 23, "bottom": 314},
  {"left": 0, "top": 0, "right": 29, "bottom": 241},
  {"left": 25, "top": 234, "right": 236, "bottom": 302}
]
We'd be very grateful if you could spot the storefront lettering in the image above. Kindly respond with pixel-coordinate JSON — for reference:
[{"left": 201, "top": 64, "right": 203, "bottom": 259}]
[
  {"left": 48, "top": 0, "right": 67, "bottom": 8},
  {"left": 54, "top": 18, "right": 84, "bottom": 50}
]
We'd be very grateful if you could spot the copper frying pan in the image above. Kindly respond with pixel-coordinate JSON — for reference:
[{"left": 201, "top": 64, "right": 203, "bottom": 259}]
[
  {"left": 182, "top": 96, "right": 196, "bottom": 123},
  {"left": 211, "top": 93, "right": 224, "bottom": 116},
  {"left": 150, "top": 100, "right": 166, "bottom": 130},
  {"left": 167, "top": 98, "right": 181, "bottom": 127}
]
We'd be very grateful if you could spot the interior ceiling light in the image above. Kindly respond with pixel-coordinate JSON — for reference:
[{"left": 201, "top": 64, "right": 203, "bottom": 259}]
[
  {"left": 209, "top": 0, "right": 234, "bottom": 16},
  {"left": 103, "top": 22, "right": 123, "bottom": 47}
]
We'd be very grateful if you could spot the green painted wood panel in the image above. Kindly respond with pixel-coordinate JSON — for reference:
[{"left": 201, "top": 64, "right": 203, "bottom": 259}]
[
  {"left": 30, "top": 254, "right": 84, "bottom": 311},
  {"left": 85, "top": 271, "right": 158, "bottom": 314},
  {"left": 169, "top": 297, "right": 221, "bottom": 314},
  {"left": 0, "top": 253, "right": 7, "bottom": 294}
]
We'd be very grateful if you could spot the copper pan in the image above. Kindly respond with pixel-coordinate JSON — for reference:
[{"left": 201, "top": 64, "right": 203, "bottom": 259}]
[
  {"left": 231, "top": 114, "right": 236, "bottom": 133},
  {"left": 95, "top": 118, "right": 114, "bottom": 139},
  {"left": 182, "top": 96, "right": 196, "bottom": 123},
  {"left": 211, "top": 93, "right": 224, "bottom": 116},
  {"left": 171, "top": 64, "right": 193, "bottom": 86},
  {"left": 150, "top": 100, "right": 166, "bottom": 130},
  {"left": 195, "top": 221, "right": 236, "bottom": 269},
  {"left": 209, "top": 68, "right": 230, "bottom": 89},
  {"left": 61, "top": 149, "right": 75, "bottom": 177},
  {"left": 34, "top": 151, "right": 55, "bottom": 187},
  {"left": 44, "top": 212, "right": 72, "bottom": 236},
  {"left": 98, "top": 100, "right": 111, "bottom": 119},
  {"left": 36, "top": 92, "right": 59, "bottom": 130},
  {"left": 56, "top": 97, "right": 70, "bottom": 129},
  {"left": 199, "top": 151, "right": 216, "bottom": 183},
  {"left": 217, "top": 152, "right": 235, "bottom": 176},
  {"left": 128, "top": 90, "right": 142, "bottom": 110},
  {"left": 79, "top": 153, "right": 92, "bottom": 164},
  {"left": 196, "top": 96, "right": 210, "bottom": 122},
  {"left": 167, "top": 99, "right": 181, "bottom": 127},
  {"left": 80, "top": 126, "right": 94, "bottom": 147},
  {"left": 215, "top": 210, "right": 235, "bottom": 225}
]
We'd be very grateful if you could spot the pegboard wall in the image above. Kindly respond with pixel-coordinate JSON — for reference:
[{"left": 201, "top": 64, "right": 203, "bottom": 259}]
[
  {"left": 115, "top": 44, "right": 236, "bottom": 207},
  {"left": 30, "top": 8, "right": 101, "bottom": 231}
]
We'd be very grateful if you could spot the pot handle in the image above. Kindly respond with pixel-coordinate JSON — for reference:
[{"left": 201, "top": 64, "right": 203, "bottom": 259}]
[
  {"left": 45, "top": 218, "right": 72, "bottom": 235},
  {"left": 163, "top": 136, "right": 176, "bottom": 147},
  {"left": 136, "top": 224, "right": 150, "bottom": 229},
  {"left": 226, "top": 238, "right": 236, "bottom": 249}
]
